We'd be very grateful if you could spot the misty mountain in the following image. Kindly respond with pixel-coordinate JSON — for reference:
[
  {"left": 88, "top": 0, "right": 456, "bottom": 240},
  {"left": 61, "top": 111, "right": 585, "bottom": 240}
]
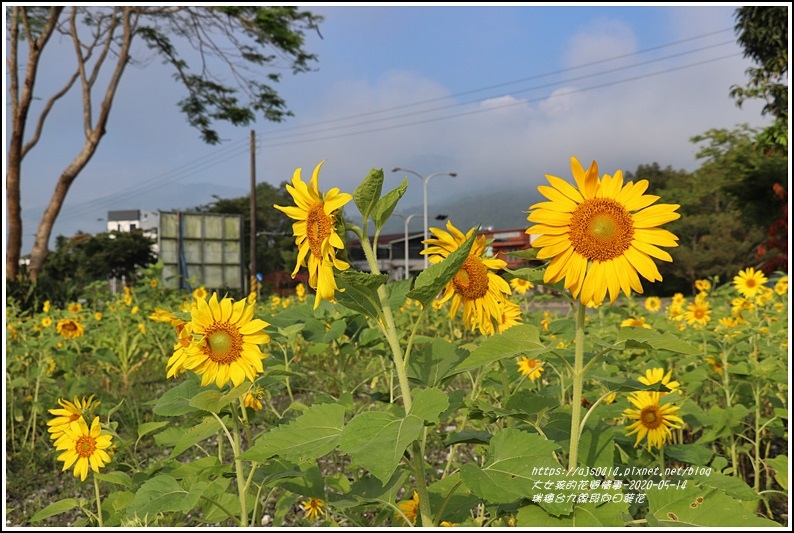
[{"left": 355, "top": 185, "right": 545, "bottom": 237}]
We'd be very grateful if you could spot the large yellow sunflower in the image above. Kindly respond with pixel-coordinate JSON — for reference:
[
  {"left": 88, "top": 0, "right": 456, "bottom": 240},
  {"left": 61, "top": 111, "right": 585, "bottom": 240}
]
[
  {"left": 421, "top": 220, "right": 512, "bottom": 335},
  {"left": 274, "top": 161, "right": 352, "bottom": 309},
  {"left": 733, "top": 267, "right": 768, "bottom": 299},
  {"left": 527, "top": 157, "right": 680, "bottom": 306},
  {"left": 179, "top": 293, "right": 271, "bottom": 388},
  {"left": 623, "top": 391, "right": 683, "bottom": 451},
  {"left": 54, "top": 416, "right": 114, "bottom": 482}
]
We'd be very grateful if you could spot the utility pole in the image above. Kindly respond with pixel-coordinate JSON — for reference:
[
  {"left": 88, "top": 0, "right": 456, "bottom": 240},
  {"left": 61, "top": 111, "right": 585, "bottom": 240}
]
[{"left": 249, "top": 130, "right": 257, "bottom": 296}]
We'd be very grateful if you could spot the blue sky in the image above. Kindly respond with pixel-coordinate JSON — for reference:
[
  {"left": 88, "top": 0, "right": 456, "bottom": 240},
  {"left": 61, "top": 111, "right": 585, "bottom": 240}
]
[{"left": 5, "top": 4, "right": 779, "bottom": 254}]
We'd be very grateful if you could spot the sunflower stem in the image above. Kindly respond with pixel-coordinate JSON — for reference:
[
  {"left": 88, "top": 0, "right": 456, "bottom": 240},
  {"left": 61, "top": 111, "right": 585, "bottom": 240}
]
[
  {"left": 658, "top": 444, "right": 666, "bottom": 481},
  {"left": 93, "top": 475, "right": 103, "bottom": 527},
  {"left": 230, "top": 405, "right": 248, "bottom": 527},
  {"left": 567, "top": 301, "right": 586, "bottom": 472}
]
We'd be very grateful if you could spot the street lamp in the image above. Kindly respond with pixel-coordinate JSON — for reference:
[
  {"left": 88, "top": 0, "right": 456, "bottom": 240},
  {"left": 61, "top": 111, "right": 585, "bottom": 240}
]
[
  {"left": 392, "top": 213, "right": 421, "bottom": 280},
  {"left": 391, "top": 167, "right": 457, "bottom": 268}
]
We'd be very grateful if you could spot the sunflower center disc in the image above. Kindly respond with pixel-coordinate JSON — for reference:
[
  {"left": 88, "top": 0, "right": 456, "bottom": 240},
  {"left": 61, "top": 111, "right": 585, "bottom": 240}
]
[
  {"left": 206, "top": 326, "right": 242, "bottom": 364},
  {"left": 307, "top": 203, "right": 332, "bottom": 257},
  {"left": 453, "top": 256, "right": 489, "bottom": 300},
  {"left": 641, "top": 406, "right": 663, "bottom": 429},
  {"left": 76, "top": 435, "right": 97, "bottom": 458},
  {"left": 569, "top": 198, "right": 634, "bottom": 262}
]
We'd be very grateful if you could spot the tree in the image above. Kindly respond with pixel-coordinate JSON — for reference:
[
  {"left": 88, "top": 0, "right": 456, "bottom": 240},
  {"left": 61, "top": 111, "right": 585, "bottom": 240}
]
[
  {"left": 6, "top": 6, "right": 323, "bottom": 281},
  {"left": 730, "top": 6, "right": 788, "bottom": 151},
  {"left": 626, "top": 160, "right": 764, "bottom": 294},
  {"left": 42, "top": 229, "right": 157, "bottom": 286}
]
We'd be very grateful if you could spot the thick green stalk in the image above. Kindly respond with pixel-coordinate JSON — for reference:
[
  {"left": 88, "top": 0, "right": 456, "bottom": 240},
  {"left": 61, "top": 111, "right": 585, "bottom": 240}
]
[
  {"left": 93, "top": 475, "right": 104, "bottom": 527},
  {"left": 231, "top": 409, "right": 248, "bottom": 527},
  {"left": 357, "top": 227, "right": 434, "bottom": 525},
  {"left": 568, "top": 301, "right": 586, "bottom": 472}
]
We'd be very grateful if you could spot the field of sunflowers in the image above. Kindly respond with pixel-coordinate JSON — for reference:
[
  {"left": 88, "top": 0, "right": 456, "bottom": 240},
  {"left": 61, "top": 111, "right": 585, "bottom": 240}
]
[{"left": 5, "top": 158, "right": 789, "bottom": 527}]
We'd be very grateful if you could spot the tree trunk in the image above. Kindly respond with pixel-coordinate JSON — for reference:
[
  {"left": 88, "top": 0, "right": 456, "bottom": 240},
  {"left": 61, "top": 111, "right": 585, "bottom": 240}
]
[
  {"left": 26, "top": 7, "right": 135, "bottom": 281},
  {"left": 5, "top": 7, "right": 63, "bottom": 280}
]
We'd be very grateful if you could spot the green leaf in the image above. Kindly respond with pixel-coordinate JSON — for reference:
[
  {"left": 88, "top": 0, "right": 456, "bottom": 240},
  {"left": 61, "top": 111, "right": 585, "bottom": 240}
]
[
  {"left": 126, "top": 475, "right": 206, "bottom": 518},
  {"left": 386, "top": 279, "right": 413, "bottom": 311},
  {"left": 692, "top": 471, "right": 760, "bottom": 501},
  {"left": 371, "top": 179, "right": 408, "bottom": 230},
  {"left": 335, "top": 270, "right": 388, "bottom": 319},
  {"left": 337, "top": 389, "right": 446, "bottom": 484},
  {"left": 408, "top": 228, "right": 477, "bottom": 308},
  {"left": 276, "top": 462, "right": 326, "bottom": 499},
  {"left": 664, "top": 444, "right": 714, "bottom": 466},
  {"left": 353, "top": 168, "right": 384, "bottom": 222},
  {"left": 408, "top": 387, "right": 449, "bottom": 425},
  {"left": 152, "top": 379, "right": 201, "bottom": 417},
  {"left": 646, "top": 484, "right": 780, "bottom": 526},
  {"left": 455, "top": 324, "right": 543, "bottom": 373},
  {"left": 406, "top": 337, "right": 469, "bottom": 387},
  {"left": 169, "top": 415, "right": 226, "bottom": 459},
  {"left": 578, "top": 420, "right": 615, "bottom": 470},
  {"left": 239, "top": 403, "right": 346, "bottom": 462},
  {"left": 136, "top": 421, "right": 169, "bottom": 446},
  {"left": 330, "top": 470, "right": 409, "bottom": 508},
  {"left": 516, "top": 500, "right": 629, "bottom": 527},
  {"left": 444, "top": 429, "right": 492, "bottom": 446},
  {"left": 505, "top": 266, "right": 545, "bottom": 281},
  {"left": 459, "top": 428, "right": 571, "bottom": 515},
  {"left": 30, "top": 499, "right": 80, "bottom": 522},
  {"left": 766, "top": 455, "right": 787, "bottom": 491},
  {"left": 189, "top": 382, "right": 248, "bottom": 413},
  {"left": 617, "top": 328, "right": 700, "bottom": 355},
  {"left": 505, "top": 248, "right": 538, "bottom": 260},
  {"left": 427, "top": 472, "right": 482, "bottom": 524},
  {"left": 95, "top": 471, "right": 133, "bottom": 489}
]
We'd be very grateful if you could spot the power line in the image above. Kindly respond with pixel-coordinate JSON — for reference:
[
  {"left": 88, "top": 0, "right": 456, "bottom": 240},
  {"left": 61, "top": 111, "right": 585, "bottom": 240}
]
[
  {"left": 255, "top": 26, "right": 735, "bottom": 138},
  {"left": 255, "top": 53, "right": 741, "bottom": 149},
  {"left": 256, "top": 39, "right": 736, "bottom": 143}
]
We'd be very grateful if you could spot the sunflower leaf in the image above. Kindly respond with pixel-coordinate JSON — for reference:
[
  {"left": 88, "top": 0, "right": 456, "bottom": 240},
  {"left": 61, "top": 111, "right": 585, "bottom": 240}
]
[
  {"left": 239, "top": 403, "right": 346, "bottom": 462},
  {"left": 408, "top": 227, "right": 478, "bottom": 308},
  {"left": 335, "top": 271, "right": 389, "bottom": 319},
  {"left": 353, "top": 168, "right": 384, "bottom": 222},
  {"left": 371, "top": 178, "right": 408, "bottom": 230},
  {"left": 30, "top": 498, "right": 80, "bottom": 522},
  {"left": 645, "top": 484, "right": 779, "bottom": 527},
  {"left": 454, "top": 324, "right": 543, "bottom": 373},
  {"left": 338, "top": 388, "right": 447, "bottom": 483},
  {"left": 616, "top": 328, "right": 700, "bottom": 355}
]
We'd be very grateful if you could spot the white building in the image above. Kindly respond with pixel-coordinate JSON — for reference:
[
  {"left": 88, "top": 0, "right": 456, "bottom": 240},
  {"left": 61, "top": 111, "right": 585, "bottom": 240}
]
[{"left": 106, "top": 209, "right": 160, "bottom": 255}]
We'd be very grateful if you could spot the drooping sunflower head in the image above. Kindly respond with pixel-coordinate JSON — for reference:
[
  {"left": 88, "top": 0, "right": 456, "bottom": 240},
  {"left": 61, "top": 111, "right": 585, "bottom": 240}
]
[
  {"left": 274, "top": 161, "right": 353, "bottom": 309},
  {"left": 179, "top": 293, "right": 271, "bottom": 388},
  {"left": 421, "top": 220, "right": 513, "bottom": 335},
  {"left": 48, "top": 395, "right": 100, "bottom": 441},
  {"left": 637, "top": 367, "right": 680, "bottom": 393},
  {"left": 509, "top": 277, "right": 534, "bottom": 295},
  {"left": 527, "top": 156, "right": 680, "bottom": 306},
  {"left": 623, "top": 391, "right": 684, "bottom": 451},
  {"left": 733, "top": 267, "right": 768, "bottom": 299},
  {"left": 620, "top": 316, "right": 651, "bottom": 329},
  {"left": 56, "top": 318, "right": 85, "bottom": 339},
  {"left": 395, "top": 490, "right": 420, "bottom": 526}
]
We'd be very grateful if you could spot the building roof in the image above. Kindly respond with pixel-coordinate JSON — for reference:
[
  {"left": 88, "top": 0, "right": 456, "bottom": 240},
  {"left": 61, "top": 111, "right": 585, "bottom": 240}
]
[{"left": 107, "top": 209, "right": 141, "bottom": 221}]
